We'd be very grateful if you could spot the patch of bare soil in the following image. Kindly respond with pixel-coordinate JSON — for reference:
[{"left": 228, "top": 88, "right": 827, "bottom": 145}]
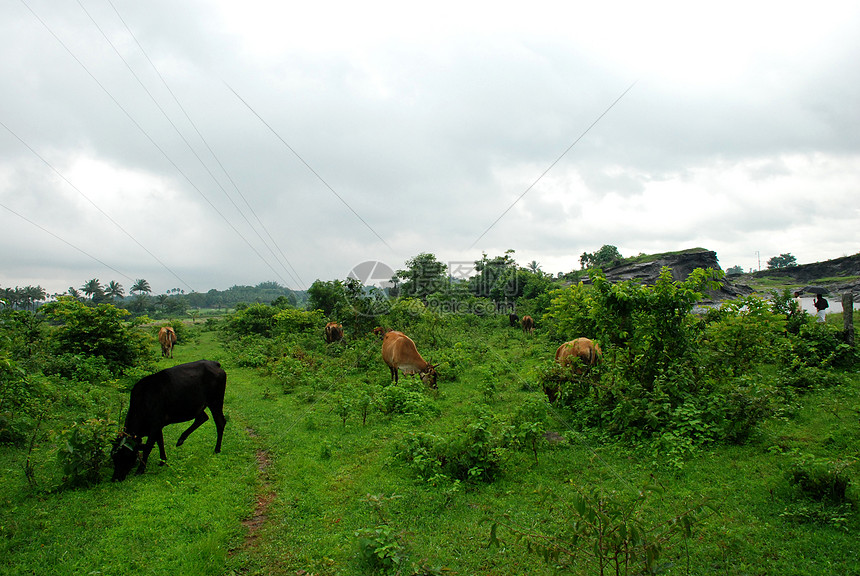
[{"left": 231, "top": 428, "right": 275, "bottom": 554}]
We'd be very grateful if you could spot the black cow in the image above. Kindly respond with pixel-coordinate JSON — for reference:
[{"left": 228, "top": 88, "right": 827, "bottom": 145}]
[
  {"left": 509, "top": 313, "right": 519, "bottom": 327},
  {"left": 112, "top": 360, "right": 227, "bottom": 481}
]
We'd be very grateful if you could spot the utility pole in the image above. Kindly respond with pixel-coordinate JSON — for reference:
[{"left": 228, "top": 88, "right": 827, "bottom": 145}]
[{"left": 755, "top": 251, "right": 761, "bottom": 271}]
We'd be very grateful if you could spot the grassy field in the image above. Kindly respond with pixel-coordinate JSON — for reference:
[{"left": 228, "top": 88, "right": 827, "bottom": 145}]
[{"left": 1, "top": 317, "right": 858, "bottom": 575}]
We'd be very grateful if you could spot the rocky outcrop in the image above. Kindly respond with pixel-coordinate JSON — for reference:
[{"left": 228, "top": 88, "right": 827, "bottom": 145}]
[
  {"left": 747, "top": 253, "right": 860, "bottom": 294},
  {"left": 595, "top": 248, "right": 753, "bottom": 301}
]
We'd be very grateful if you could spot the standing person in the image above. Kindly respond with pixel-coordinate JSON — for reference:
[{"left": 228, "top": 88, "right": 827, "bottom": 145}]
[{"left": 813, "top": 293, "right": 829, "bottom": 322}]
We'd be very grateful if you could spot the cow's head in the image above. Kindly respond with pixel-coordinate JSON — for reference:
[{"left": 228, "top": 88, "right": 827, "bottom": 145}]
[
  {"left": 111, "top": 432, "right": 141, "bottom": 482},
  {"left": 419, "top": 363, "right": 439, "bottom": 390}
]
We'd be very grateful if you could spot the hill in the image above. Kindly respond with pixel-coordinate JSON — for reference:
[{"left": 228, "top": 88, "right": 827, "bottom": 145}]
[{"left": 597, "top": 248, "right": 860, "bottom": 301}]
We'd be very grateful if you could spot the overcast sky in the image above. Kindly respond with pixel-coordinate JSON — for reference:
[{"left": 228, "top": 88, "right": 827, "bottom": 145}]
[{"left": 2, "top": 1, "right": 859, "bottom": 296}]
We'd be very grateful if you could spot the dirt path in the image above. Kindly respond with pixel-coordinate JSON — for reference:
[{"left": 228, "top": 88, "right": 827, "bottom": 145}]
[{"left": 232, "top": 427, "right": 276, "bottom": 553}]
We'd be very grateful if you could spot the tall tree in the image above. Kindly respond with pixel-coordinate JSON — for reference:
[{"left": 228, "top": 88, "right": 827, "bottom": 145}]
[
  {"left": 81, "top": 279, "right": 105, "bottom": 301},
  {"left": 24, "top": 285, "right": 46, "bottom": 311},
  {"left": 580, "top": 245, "right": 623, "bottom": 269},
  {"left": 131, "top": 279, "right": 152, "bottom": 295},
  {"left": 105, "top": 281, "right": 125, "bottom": 301},
  {"left": 395, "top": 253, "right": 448, "bottom": 299},
  {"left": 767, "top": 253, "right": 797, "bottom": 269}
]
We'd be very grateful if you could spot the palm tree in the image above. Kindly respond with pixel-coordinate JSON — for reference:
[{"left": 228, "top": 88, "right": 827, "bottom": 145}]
[
  {"left": 81, "top": 279, "right": 105, "bottom": 301},
  {"left": 131, "top": 279, "right": 152, "bottom": 296},
  {"left": 67, "top": 287, "right": 82, "bottom": 300},
  {"left": 527, "top": 260, "right": 541, "bottom": 274},
  {"left": 24, "top": 285, "right": 46, "bottom": 311},
  {"left": 105, "top": 281, "right": 125, "bottom": 301}
]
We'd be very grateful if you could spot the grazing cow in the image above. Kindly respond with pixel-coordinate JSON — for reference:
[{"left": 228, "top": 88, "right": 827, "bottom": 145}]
[
  {"left": 158, "top": 326, "right": 177, "bottom": 358},
  {"left": 509, "top": 313, "right": 520, "bottom": 327},
  {"left": 111, "top": 360, "right": 227, "bottom": 481},
  {"left": 521, "top": 315, "right": 535, "bottom": 334},
  {"left": 373, "top": 326, "right": 391, "bottom": 338},
  {"left": 381, "top": 330, "right": 438, "bottom": 389},
  {"left": 555, "top": 338, "right": 602, "bottom": 372},
  {"left": 324, "top": 322, "right": 344, "bottom": 343}
]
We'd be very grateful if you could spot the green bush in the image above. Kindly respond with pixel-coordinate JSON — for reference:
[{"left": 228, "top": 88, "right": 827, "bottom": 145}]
[
  {"left": 42, "top": 353, "right": 112, "bottom": 384},
  {"left": 788, "top": 453, "right": 854, "bottom": 504},
  {"left": 396, "top": 411, "right": 503, "bottom": 483},
  {"left": 55, "top": 417, "right": 116, "bottom": 487},
  {"left": 224, "top": 303, "right": 280, "bottom": 337},
  {"left": 40, "top": 297, "right": 150, "bottom": 374}
]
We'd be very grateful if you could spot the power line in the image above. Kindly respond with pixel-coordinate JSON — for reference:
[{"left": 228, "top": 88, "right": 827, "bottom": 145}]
[
  {"left": 105, "top": 0, "right": 306, "bottom": 289},
  {"left": 0, "top": 118, "right": 194, "bottom": 291},
  {"left": 469, "top": 81, "right": 638, "bottom": 249},
  {"left": 0, "top": 201, "right": 135, "bottom": 284},
  {"left": 225, "top": 82, "right": 392, "bottom": 251},
  {"left": 19, "top": 0, "right": 296, "bottom": 292},
  {"left": 73, "top": 0, "right": 300, "bottom": 290},
  {"left": 83, "top": 0, "right": 302, "bottom": 289}
]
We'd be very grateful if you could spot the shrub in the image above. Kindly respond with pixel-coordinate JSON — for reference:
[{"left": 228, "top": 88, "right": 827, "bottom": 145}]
[
  {"left": 490, "top": 484, "right": 714, "bottom": 575},
  {"left": 40, "top": 297, "right": 149, "bottom": 374},
  {"left": 396, "top": 411, "right": 503, "bottom": 483},
  {"left": 787, "top": 453, "right": 854, "bottom": 504},
  {"left": 42, "top": 353, "right": 112, "bottom": 384},
  {"left": 55, "top": 417, "right": 116, "bottom": 487},
  {"left": 374, "top": 384, "right": 438, "bottom": 418},
  {"left": 274, "top": 307, "right": 325, "bottom": 335},
  {"left": 224, "top": 303, "right": 279, "bottom": 337}
]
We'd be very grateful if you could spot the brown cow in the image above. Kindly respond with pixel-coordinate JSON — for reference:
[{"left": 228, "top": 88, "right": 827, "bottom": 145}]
[
  {"left": 324, "top": 322, "right": 344, "bottom": 343},
  {"left": 372, "top": 326, "right": 390, "bottom": 338},
  {"left": 555, "top": 338, "right": 602, "bottom": 371},
  {"left": 158, "top": 326, "right": 177, "bottom": 359},
  {"left": 521, "top": 315, "right": 535, "bottom": 334},
  {"left": 381, "top": 330, "right": 438, "bottom": 389}
]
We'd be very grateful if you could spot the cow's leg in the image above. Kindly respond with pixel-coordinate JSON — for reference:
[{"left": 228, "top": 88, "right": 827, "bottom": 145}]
[
  {"left": 155, "top": 430, "right": 168, "bottom": 464},
  {"left": 209, "top": 407, "right": 227, "bottom": 454},
  {"left": 176, "top": 412, "right": 209, "bottom": 447},
  {"left": 137, "top": 435, "right": 161, "bottom": 474}
]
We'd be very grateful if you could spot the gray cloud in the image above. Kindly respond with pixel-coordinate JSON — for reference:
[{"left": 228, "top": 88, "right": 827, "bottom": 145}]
[{"left": 2, "top": 1, "right": 859, "bottom": 295}]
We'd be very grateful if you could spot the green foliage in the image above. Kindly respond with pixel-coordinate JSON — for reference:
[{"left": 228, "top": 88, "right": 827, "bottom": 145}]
[
  {"left": 55, "top": 417, "right": 116, "bottom": 487},
  {"left": 701, "top": 295, "right": 787, "bottom": 376},
  {"left": 502, "top": 397, "right": 548, "bottom": 463},
  {"left": 355, "top": 524, "right": 406, "bottom": 574},
  {"left": 767, "top": 253, "right": 798, "bottom": 269},
  {"left": 307, "top": 279, "right": 348, "bottom": 319},
  {"left": 274, "top": 307, "right": 325, "bottom": 335},
  {"left": 40, "top": 297, "right": 149, "bottom": 374},
  {"left": 787, "top": 453, "right": 854, "bottom": 504},
  {"left": 491, "top": 485, "right": 713, "bottom": 575},
  {"left": 224, "top": 303, "right": 280, "bottom": 337},
  {"left": 579, "top": 244, "right": 623, "bottom": 269},
  {"left": 395, "top": 253, "right": 448, "bottom": 299},
  {"left": 396, "top": 410, "right": 503, "bottom": 483},
  {"left": 42, "top": 353, "right": 112, "bottom": 384},
  {"left": 374, "top": 382, "right": 438, "bottom": 418}
]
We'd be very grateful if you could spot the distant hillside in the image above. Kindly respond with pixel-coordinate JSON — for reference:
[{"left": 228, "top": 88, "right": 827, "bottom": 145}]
[
  {"left": 599, "top": 248, "right": 751, "bottom": 301},
  {"left": 740, "top": 252, "right": 860, "bottom": 294},
  {"left": 594, "top": 248, "right": 860, "bottom": 301}
]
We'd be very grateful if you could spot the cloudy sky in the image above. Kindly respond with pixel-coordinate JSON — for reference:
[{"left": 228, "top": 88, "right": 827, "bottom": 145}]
[{"left": 2, "top": 1, "right": 859, "bottom": 296}]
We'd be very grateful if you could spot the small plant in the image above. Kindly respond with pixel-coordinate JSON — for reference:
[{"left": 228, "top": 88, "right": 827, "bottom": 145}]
[
  {"left": 55, "top": 417, "right": 116, "bottom": 487},
  {"left": 504, "top": 397, "right": 548, "bottom": 463},
  {"left": 787, "top": 453, "right": 854, "bottom": 504},
  {"left": 489, "top": 485, "right": 714, "bottom": 575},
  {"left": 355, "top": 524, "right": 406, "bottom": 574}
]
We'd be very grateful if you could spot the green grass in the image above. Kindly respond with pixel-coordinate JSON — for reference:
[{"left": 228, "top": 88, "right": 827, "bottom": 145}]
[{"left": 2, "top": 321, "right": 859, "bottom": 575}]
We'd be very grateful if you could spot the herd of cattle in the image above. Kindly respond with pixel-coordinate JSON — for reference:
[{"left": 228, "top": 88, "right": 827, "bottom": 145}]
[{"left": 111, "top": 319, "right": 601, "bottom": 481}]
